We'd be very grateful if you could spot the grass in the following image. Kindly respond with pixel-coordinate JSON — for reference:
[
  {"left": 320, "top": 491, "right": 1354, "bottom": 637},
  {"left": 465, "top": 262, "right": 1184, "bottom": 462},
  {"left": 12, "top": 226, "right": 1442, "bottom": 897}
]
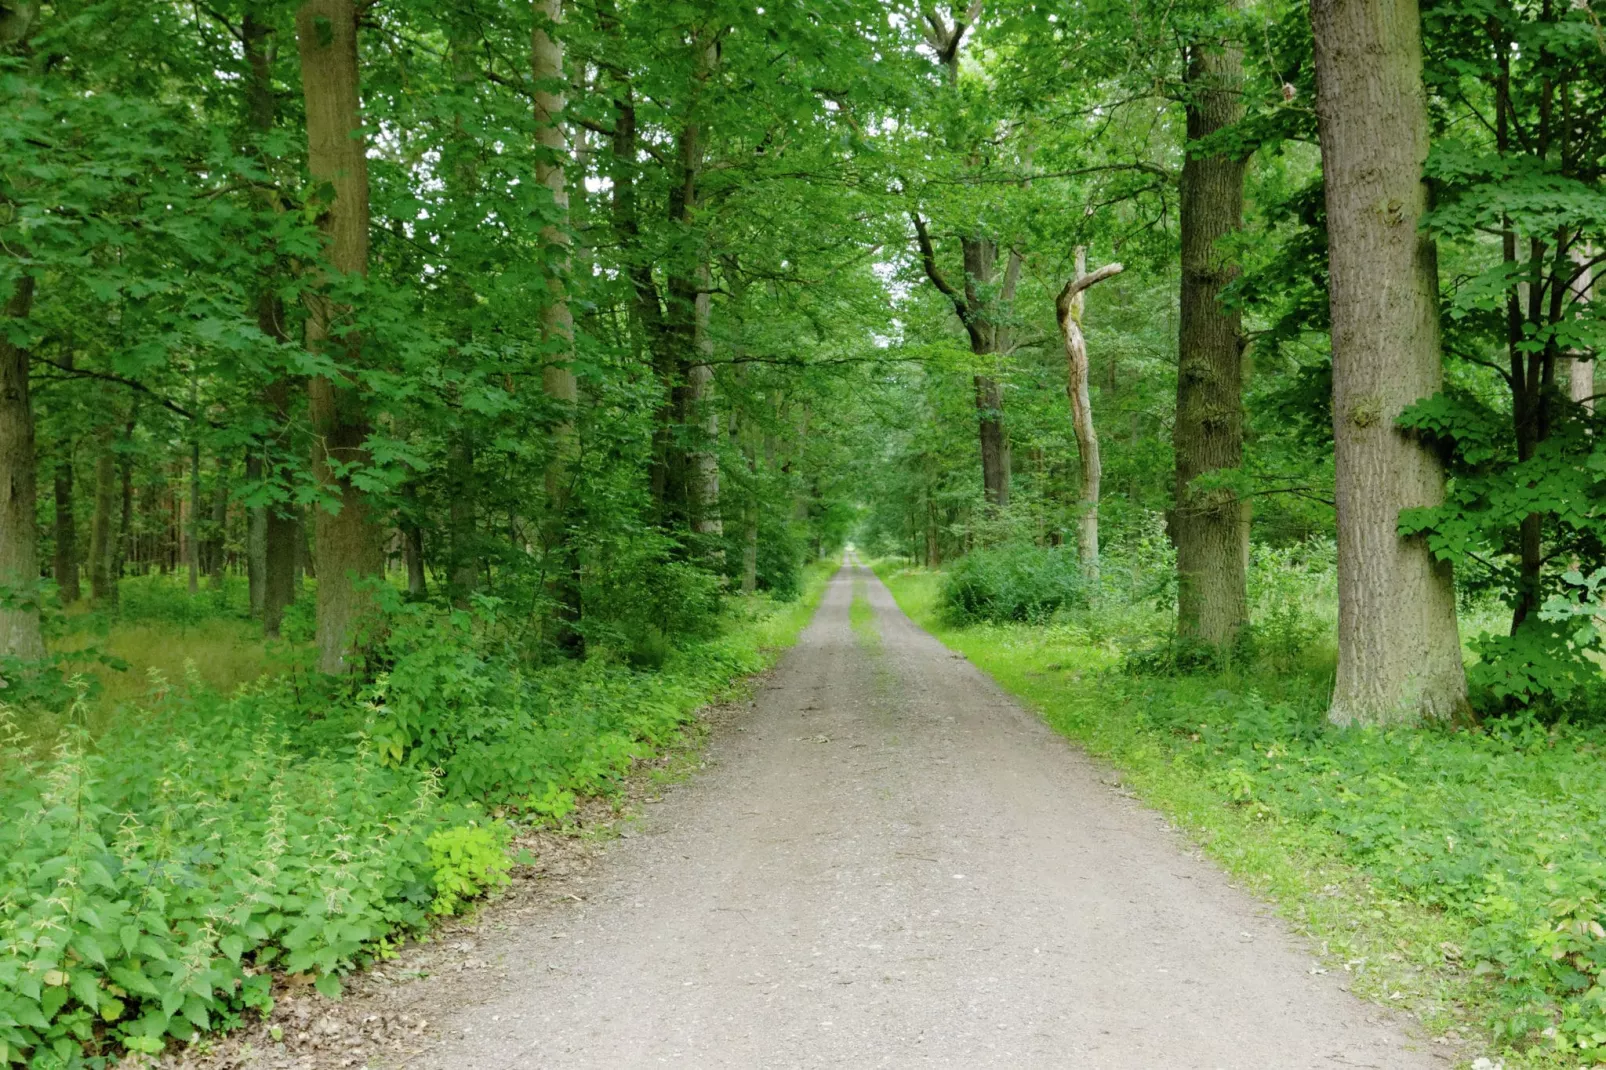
[
  {"left": 849, "top": 575, "right": 881, "bottom": 652},
  {"left": 877, "top": 560, "right": 1606, "bottom": 1070}
]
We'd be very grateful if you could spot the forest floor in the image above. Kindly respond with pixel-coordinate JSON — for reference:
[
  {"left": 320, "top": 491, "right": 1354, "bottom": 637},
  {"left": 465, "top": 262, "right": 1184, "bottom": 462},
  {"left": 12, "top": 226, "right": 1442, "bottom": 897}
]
[{"left": 172, "top": 559, "right": 1456, "bottom": 1069}]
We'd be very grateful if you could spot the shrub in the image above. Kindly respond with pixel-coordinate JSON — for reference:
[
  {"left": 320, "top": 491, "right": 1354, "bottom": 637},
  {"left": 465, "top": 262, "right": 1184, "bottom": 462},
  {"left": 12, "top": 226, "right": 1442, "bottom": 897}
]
[
  {"left": 940, "top": 546, "right": 1089, "bottom": 624},
  {"left": 0, "top": 682, "right": 459, "bottom": 1064},
  {"left": 427, "top": 823, "right": 514, "bottom": 916}
]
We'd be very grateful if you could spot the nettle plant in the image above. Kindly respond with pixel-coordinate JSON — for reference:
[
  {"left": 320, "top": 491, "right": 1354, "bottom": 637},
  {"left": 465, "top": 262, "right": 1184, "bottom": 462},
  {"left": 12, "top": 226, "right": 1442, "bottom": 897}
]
[{"left": 0, "top": 677, "right": 498, "bottom": 1066}]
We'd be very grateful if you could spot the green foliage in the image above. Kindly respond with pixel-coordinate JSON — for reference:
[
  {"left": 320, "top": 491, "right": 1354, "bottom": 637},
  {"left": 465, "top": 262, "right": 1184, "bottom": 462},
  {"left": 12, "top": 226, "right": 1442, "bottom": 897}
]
[
  {"left": 939, "top": 545, "right": 1091, "bottom": 625},
  {"left": 0, "top": 569, "right": 829, "bottom": 1065},
  {"left": 0, "top": 682, "right": 449, "bottom": 1063},
  {"left": 426, "top": 823, "right": 513, "bottom": 917},
  {"left": 886, "top": 558, "right": 1606, "bottom": 1063}
]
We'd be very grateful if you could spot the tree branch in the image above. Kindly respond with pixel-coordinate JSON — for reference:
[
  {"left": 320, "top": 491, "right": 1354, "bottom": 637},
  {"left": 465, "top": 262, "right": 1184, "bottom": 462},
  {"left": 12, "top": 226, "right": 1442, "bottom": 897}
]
[
  {"left": 30, "top": 356, "right": 211, "bottom": 425},
  {"left": 1056, "top": 261, "right": 1124, "bottom": 312}
]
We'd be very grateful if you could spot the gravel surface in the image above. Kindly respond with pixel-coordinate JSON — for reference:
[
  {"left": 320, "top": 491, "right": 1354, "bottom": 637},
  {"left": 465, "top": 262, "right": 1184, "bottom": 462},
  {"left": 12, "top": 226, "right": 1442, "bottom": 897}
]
[{"left": 394, "top": 560, "right": 1447, "bottom": 1069}]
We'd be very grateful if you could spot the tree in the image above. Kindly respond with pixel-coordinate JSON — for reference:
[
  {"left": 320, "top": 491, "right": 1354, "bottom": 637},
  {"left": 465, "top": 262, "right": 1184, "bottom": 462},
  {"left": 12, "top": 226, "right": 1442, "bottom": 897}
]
[
  {"left": 1173, "top": 9, "right": 1250, "bottom": 650},
  {"left": 1056, "top": 248, "right": 1123, "bottom": 579},
  {"left": 911, "top": 4, "right": 1018, "bottom": 512},
  {"left": 533, "top": 0, "right": 582, "bottom": 644},
  {"left": 1310, "top": 0, "right": 1467, "bottom": 723},
  {"left": 0, "top": 6, "right": 43, "bottom": 659},
  {"left": 295, "top": 0, "right": 384, "bottom": 672}
]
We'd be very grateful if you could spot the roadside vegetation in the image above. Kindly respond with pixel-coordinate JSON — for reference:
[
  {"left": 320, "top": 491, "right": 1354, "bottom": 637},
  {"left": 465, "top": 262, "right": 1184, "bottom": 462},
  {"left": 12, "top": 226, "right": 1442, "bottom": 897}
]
[
  {"left": 1, "top": 565, "right": 828, "bottom": 1066},
  {"left": 876, "top": 548, "right": 1606, "bottom": 1067}
]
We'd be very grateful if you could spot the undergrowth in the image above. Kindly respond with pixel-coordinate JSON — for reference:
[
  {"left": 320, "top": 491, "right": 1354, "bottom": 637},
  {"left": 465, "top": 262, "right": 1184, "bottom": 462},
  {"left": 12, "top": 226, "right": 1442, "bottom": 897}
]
[
  {"left": 880, "top": 556, "right": 1606, "bottom": 1069},
  {"left": 0, "top": 564, "right": 830, "bottom": 1067}
]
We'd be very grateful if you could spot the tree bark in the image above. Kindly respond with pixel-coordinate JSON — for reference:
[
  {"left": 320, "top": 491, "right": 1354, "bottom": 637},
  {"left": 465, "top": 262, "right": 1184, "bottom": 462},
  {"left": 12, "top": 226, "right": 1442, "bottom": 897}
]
[
  {"left": 245, "top": 7, "right": 299, "bottom": 635},
  {"left": 0, "top": 275, "right": 44, "bottom": 657},
  {"left": 117, "top": 424, "right": 133, "bottom": 575},
  {"left": 1311, "top": 0, "right": 1467, "bottom": 724},
  {"left": 1057, "top": 250, "right": 1123, "bottom": 583},
  {"left": 187, "top": 435, "right": 201, "bottom": 594},
  {"left": 53, "top": 441, "right": 79, "bottom": 605},
  {"left": 687, "top": 263, "right": 723, "bottom": 549},
  {"left": 246, "top": 452, "right": 266, "bottom": 617},
  {"left": 445, "top": 432, "right": 477, "bottom": 602},
  {"left": 296, "top": 0, "right": 384, "bottom": 672},
  {"left": 89, "top": 428, "right": 118, "bottom": 609},
  {"left": 403, "top": 521, "right": 426, "bottom": 598},
  {"left": 914, "top": 10, "right": 1014, "bottom": 512},
  {"left": 913, "top": 215, "right": 1018, "bottom": 511},
  {"left": 533, "top": 0, "right": 583, "bottom": 645},
  {"left": 262, "top": 380, "right": 297, "bottom": 637},
  {"left": 207, "top": 456, "right": 228, "bottom": 588},
  {"left": 1173, "top": 21, "right": 1251, "bottom": 650}
]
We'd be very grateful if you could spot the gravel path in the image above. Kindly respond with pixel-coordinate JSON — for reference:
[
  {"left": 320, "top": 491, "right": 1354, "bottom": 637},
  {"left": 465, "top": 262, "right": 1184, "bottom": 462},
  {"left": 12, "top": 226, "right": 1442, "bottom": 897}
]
[{"left": 407, "top": 561, "right": 1445, "bottom": 1069}]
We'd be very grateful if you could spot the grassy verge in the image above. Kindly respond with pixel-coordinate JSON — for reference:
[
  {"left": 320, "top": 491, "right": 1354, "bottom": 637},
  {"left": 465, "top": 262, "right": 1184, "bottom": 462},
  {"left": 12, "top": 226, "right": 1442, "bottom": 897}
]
[
  {"left": 0, "top": 564, "right": 832, "bottom": 1068},
  {"left": 877, "top": 561, "right": 1606, "bottom": 1070},
  {"left": 849, "top": 574, "right": 881, "bottom": 652}
]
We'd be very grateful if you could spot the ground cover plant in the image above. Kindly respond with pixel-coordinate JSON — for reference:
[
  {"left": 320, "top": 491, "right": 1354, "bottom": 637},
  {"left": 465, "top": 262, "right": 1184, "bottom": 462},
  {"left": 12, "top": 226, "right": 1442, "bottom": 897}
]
[
  {"left": 880, "top": 552, "right": 1606, "bottom": 1067},
  {"left": 0, "top": 567, "right": 828, "bottom": 1067}
]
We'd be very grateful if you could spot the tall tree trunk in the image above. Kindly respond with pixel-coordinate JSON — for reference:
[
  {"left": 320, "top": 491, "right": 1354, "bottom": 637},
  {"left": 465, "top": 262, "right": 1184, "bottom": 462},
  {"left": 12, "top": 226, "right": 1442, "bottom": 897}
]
[
  {"left": 262, "top": 381, "right": 298, "bottom": 637},
  {"left": 53, "top": 443, "right": 79, "bottom": 605},
  {"left": 247, "top": 452, "right": 266, "bottom": 617},
  {"left": 116, "top": 413, "right": 134, "bottom": 576},
  {"left": 446, "top": 432, "right": 477, "bottom": 603},
  {"left": 1312, "top": 0, "right": 1467, "bottom": 723},
  {"left": 687, "top": 263, "right": 723, "bottom": 551},
  {"left": 246, "top": 7, "right": 298, "bottom": 634},
  {"left": 0, "top": 276, "right": 43, "bottom": 657},
  {"left": 657, "top": 35, "right": 718, "bottom": 538},
  {"left": 207, "top": 456, "right": 228, "bottom": 588},
  {"left": 89, "top": 428, "right": 118, "bottom": 609},
  {"left": 964, "top": 236, "right": 1012, "bottom": 510},
  {"left": 1173, "top": 21, "right": 1251, "bottom": 650},
  {"left": 403, "top": 522, "right": 426, "bottom": 598},
  {"left": 296, "top": 0, "right": 383, "bottom": 672},
  {"left": 0, "top": 12, "right": 43, "bottom": 658},
  {"left": 187, "top": 435, "right": 201, "bottom": 594},
  {"left": 1057, "top": 249, "right": 1123, "bottom": 582},
  {"left": 1564, "top": 242, "right": 1595, "bottom": 410},
  {"left": 533, "top": 0, "right": 583, "bottom": 646}
]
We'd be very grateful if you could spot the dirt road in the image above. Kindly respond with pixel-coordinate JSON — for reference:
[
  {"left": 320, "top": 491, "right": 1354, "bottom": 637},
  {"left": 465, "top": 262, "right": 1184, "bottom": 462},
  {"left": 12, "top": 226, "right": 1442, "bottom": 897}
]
[{"left": 406, "top": 561, "right": 1444, "bottom": 1069}]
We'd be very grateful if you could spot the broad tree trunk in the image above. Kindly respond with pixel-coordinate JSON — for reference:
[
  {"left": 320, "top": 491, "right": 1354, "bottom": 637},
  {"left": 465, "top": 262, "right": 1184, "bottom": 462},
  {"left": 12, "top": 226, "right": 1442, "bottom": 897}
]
[
  {"left": 0, "top": 276, "right": 44, "bottom": 657},
  {"left": 1173, "top": 23, "right": 1251, "bottom": 650},
  {"left": 187, "top": 436, "right": 201, "bottom": 594},
  {"left": 533, "top": 0, "right": 583, "bottom": 645},
  {"left": 296, "top": 0, "right": 384, "bottom": 672},
  {"left": 1312, "top": 0, "right": 1467, "bottom": 724},
  {"left": 1057, "top": 249, "right": 1123, "bottom": 583},
  {"left": 965, "top": 236, "right": 1012, "bottom": 510},
  {"left": 53, "top": 449, "right": 79, "bottom": 604},
  {"left": 89, "top": 429, "right": 118, "bottom": 609}
]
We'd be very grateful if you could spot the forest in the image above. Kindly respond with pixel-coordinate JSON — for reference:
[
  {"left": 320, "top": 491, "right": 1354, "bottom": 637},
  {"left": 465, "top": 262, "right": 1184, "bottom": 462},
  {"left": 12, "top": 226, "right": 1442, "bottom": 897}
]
[{"left": 1, "top": 0, "right": 1604, "bottom": 1066}]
